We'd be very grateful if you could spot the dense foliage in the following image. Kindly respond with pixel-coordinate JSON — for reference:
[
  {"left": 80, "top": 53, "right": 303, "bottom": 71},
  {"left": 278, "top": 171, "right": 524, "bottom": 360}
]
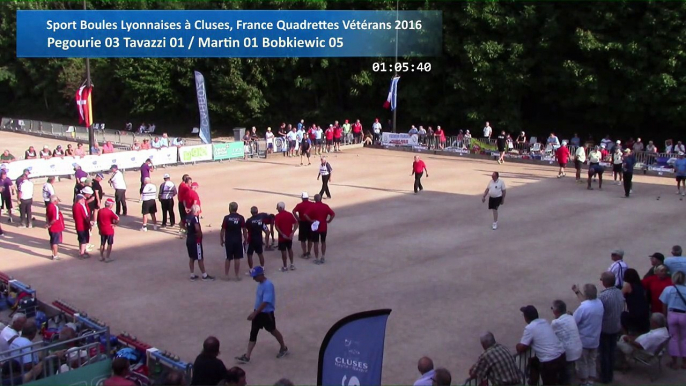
[{"left": 1, "top": 0, "right": 685, "bottom": 141}]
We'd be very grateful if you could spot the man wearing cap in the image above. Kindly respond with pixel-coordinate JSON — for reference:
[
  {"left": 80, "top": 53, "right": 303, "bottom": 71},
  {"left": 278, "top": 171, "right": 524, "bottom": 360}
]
[
  {"left": 81, "top": 186, "right": 96, "bottom": 218},
  {"left": 621, "top": 148, "right": 635, "bottom": 197},
  {"left": 515, "top": 305, "right": 566, "bottom": 385},
  {"left": 45, "top": 195, "right": 64, "bottom": 261},
  {"left": 266, "top": 127, "right": 274, "bottom": 154},
  {"left": 555, "top": 141, "right": 570, "bottom": 178},
  {"left": 97, "top": 198, "right": 119, "bottom": 262},
  {"left": 0, "top": 169, "right": 15, "bottom": 223},
  {"left": 52, "top": 145, "right": 65, "bottom": 158},
  {"left": 17, "top": 169, "right": 34, "bottom": 228},
  {"left": 91, "top": 173, "right": 104, "bottom": 220},
  {"left": 245, "top": 207, "right": 268, "bottom": 273},
  {"left": 586, "top": 146, "right": 604, "bottom": 190},
  {"left": 274, "top": 202, "right": 298, "bottom": 272},
  {"left": 644, "top": 253, "right": 665, "bottom": 279},
  {"left": 73, "top": 163, "right": 87, "bottom": 181},
  {"left": 481, "top": 172, "right": 506, "bottom": 230},
  {"left": 42, "top": 177, "right": 56, "bottom": 209},
  {"left": 235, "top": 266, "right": 288, "bottom": 364},
  {"left": 372, "top": 118, "right": 382, "bottom": 144},
  {"left": 317, "top": 157, "right": 333, "bottom": 199},
  {"left": 73, "top": 177, "right": 87, "bottom": 203},
  {"left": 304, "top": 194, "right": 335, "bottom": 265},
  {"left": 139, "top": 159, "right": 153, "bottom": 195},
  {"left": 412, "top": 156, "right": 429, "bottom": 194},
  {"left": 140, "top": 177, "right": 158, "bottom": 232},
  {"left": 72, "top": 194, "right": 91, "bottom": 259},
  {"left": 608, "top": 250, "right": 628, "bottom": 288},
  {"left": 221, "top": 202, "right": 248, "bottom": 281},
  {"left": 108, "top": 165, "right": 127, "bottom": 216},
  {"left": 292, "top": 192, "right": 313, "bottom": 258},
  {"left": 611, "top": 146, "right": 624, "bottom": 186},
  {"left": 39, "top": 145, "right": 52, "bottom": 159},
  {"left": 158, "top": 173, "right": 177, "bottom": 228},
  {"left": 674, "top": 152, "right": 686, "bottom": 196},
  {"left": 664, "top": 245, "right": 686, "bottom": 275},
  {"left": 184, "top": 204, "right": 214, "bottom": 281}
]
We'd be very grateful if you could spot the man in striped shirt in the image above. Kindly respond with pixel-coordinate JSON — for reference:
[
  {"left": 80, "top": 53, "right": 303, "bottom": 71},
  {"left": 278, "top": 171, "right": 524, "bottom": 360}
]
[
  {"left": 158, "top": 173, "right": 177, "bottom": 228},
  {"left": 317, "top": 157, "right": 332, "bottom": 199},
  {"left": 598, "top": 271, "right": 624, "bottom": 384}
]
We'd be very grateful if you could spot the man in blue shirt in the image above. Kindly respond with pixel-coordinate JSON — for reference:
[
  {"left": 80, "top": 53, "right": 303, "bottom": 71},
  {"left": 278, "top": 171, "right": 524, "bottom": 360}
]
[
  {"left": 235, "top": 266, "right": 288, "bottom": 363},
  {"left": 664, "top": 245, "right": 686, "bottom": 275},
  {"left": 674, "top": 152, "right": 686, "bottom": 196},
  {"left": 621, "top": 149, "right": 636, "bottom": 198}
]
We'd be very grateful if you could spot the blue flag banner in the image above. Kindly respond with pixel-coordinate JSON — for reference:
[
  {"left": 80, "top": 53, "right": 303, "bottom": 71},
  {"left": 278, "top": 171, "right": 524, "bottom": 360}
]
[
  {"left": 318, "top": 309, "right": 392, "bottom": 386},
  {"left": 194, "top": 71, "right": 211, "bottom": 144}
]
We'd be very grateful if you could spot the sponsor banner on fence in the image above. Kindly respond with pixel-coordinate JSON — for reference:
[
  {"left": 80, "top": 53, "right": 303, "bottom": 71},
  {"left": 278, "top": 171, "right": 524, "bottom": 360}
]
[
  {"left": 213, "top": 142, "right": 245, "bottom": 160},
  {"left": 179, "top": 144, "right": 213, "bottom": 163},
  {"left": 26, "top": 359, "right": 111, "bottom": 386},
  {"left": 381, "top": 132, "right": 418, "bottom": 147}
]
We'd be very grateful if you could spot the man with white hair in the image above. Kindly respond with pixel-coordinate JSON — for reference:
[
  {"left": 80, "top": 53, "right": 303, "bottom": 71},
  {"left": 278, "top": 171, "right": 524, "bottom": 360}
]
[
  {"left": 571, "top": 283, "right": 604, "bottom": 386},
  {"left": 468, "top": 332, "right": 520, "bottom": 385},
  {"left": 555, "top": 141, "right": 571, "bottom": 178},
  {"left": 158, "top": 173, "right": 177, "bottom": 228},
  {"left": 0, "top": 313, "right": 27, "bottom": 358},
  {"left": 574, "top": 144, "right": 586, "bottom": 183},
  {"left": 45, "top": 195, "right": 65, "bottom": 261},
  {"left": 185, "top": 205, "right": 214, "bottom": 281},
  {"left": 72, "top": 194, "right": 91, "bottom": 259},
  {"left": 140, "top": 177, "right": 158, "bottom": 231},
  {"left": 42, "top": 177, "right": 56, "bottom": 209},
  {"left": 481, "top": 172, "right": 506, "bottom": 230},
  {"left": 97, "top": 198, "right": 119, "bottom": 262},
  {"left": 17, "top": 169, "right": 34, "bottom": 228},
  {"left": 108, "top": 165, "right": 127, "bottom": 216},
  {"left": 611, "top": 146, "right": 624, "bottom": 186},
  {"left": 274, "top": 202, "right": 298, "bottom": 272},
  {"left": 550, "top": 300, "right": 582, "bottom": 385},
  {"left": 617, "top": 313, "right": 669, "bottom": 364},
  {"left": 304, "top": 194, "right": 335, "bottom": 265}
]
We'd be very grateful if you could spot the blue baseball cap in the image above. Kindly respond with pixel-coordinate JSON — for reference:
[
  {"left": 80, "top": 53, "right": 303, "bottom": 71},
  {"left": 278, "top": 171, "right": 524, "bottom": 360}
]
[{"left": 250, "top": 266, "right": 264, "bottom": 278}]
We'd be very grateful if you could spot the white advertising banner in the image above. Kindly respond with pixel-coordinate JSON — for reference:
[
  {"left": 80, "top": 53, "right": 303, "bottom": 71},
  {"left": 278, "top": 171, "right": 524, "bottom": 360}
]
[
  {"left": 178, "top": 144, "right": 213, "bottom": 163},
  {"left": 381, "top": 132, "right": 418, "bottom": 147}
]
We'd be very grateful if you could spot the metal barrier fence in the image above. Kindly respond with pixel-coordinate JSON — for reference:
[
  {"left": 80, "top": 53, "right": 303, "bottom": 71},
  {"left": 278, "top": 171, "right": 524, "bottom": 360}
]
[{"left": 1, "top": 117, "right": 203, "bottom": 148}]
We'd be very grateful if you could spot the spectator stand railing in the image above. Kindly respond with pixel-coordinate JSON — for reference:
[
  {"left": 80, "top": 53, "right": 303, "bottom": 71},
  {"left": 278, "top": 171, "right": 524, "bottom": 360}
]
[{"left": 0, "top": 272, "right": 38, "bottom": 318}]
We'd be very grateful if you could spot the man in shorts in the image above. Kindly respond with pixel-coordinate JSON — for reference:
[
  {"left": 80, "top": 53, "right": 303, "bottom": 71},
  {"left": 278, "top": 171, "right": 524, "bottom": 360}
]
[
  {"left": 292, "top": 192, "right": 313, "bottom": 258},
  {"left": 72, "top": 194, "right": 91, "bottom": 259},
  {"left": 325, "top": 125, "right": 334, "bottom": 153},
  {"left": 555, "top": 141, "right": 571, "bottom": 178},
  {"left": 177, "top": 174, "right": 191, "bottom": 234},
  {"left": 587, "top": 145, "right": 604, "bottom": 190},
  {"left": 574, "top": 145, "right": 586, "bottom": 183},
  {"left": 481, "top": 172, "right": 506, "bottom": 230},
  {"left": 674, "top": 152, "right": 686, "bottom": 196},
  {"left": 246, "top": 207, "right": 268, "bottom": 272},
  {"left": 496, "top": 131, "right": 507, "bottom": 164},
  {"left": 97, "top": 198, "right": 119, "bottom": 262},
  {"left": 235, "top": 266, "right": 288, "bottom": 364},
  {"left": 221, "top": 202, "right": 248, "bottom": 281},
  {"left": 334, "top": 123, "right": 343, "bottom": 152},
  {"left": 274, "top": 202, "right": 298, "bottom": 272},
  {"left": 45, "top": 195, "right": 64, "bottom": 261},
  {"left": 140, "top": 177, "right": 158, "bottom": 232},
  {"left": 300, "top": 135, "right": 311, "bottom": 166},
  {"left": 286, "top": 127, "right": 297, "bottom": 157},
  {"left": 185, "top": 205, "right": 214, "bottom": 281},
  {"left": 611, "top": 146, "right": 624, "bottom": 185},
  {"left": 304, "top": 194, "right": 336, "bottom": 265}
]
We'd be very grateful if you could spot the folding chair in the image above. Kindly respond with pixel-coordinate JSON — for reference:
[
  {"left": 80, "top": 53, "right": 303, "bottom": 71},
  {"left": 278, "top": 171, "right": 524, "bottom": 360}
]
[{"left": 630, "top": 336, "right": 671, "bottom": 381}]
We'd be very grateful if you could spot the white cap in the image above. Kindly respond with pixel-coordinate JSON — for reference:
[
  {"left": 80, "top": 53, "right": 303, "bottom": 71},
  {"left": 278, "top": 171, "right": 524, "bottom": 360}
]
[
  {"left": 301, "top": 192, "right": 309, "bottom": 199},
  {"left": 81, "top": 187, "right": 93, "bottom": 194},
  {"left": 601, "top": 144, "right": 606, "bottom": 148},
  {"left": 277, "top": 202, "right": 285, "bottom": 210},
  {"left": 79, "top": 177, "right": 87, "bottom": 182},
  {"left": 163, "top": 173, "right": 170, "bottom": 179},
  {"left": 616, "top": 140, "right": 621, "bottom": 144}
]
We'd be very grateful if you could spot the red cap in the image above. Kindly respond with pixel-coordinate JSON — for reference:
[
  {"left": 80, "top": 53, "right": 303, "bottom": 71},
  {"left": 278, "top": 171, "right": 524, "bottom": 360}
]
[{"left": 191, "top": 182, "right": 199, "bottom": 188}]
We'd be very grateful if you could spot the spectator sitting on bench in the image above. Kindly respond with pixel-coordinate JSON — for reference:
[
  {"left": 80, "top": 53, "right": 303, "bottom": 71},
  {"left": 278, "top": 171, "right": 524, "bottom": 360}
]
[{"left": 616, "top": 313, "right": 669, "bottom": 369}]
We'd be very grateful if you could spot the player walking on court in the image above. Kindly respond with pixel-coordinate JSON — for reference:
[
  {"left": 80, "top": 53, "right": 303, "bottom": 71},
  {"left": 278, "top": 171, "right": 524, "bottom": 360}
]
[
  {"left": 556, "top": 141, "right": 571, "bottom": 178},
  {"left": 317, "top": 157, "right": 333, "bottom": 199},
  {"left": 220, "top": 202, "right": 248, "bottom": 281},
  {"left": 72, "top": 194, "right": 91, "bottom": 259},
  {"left": 587, "top": 145, "right": 604, "bottom": 190},
  {"left": 235, "top": 266, "right": 289, "bottom": 364},
  {"left": 45, "top": 195, "right": 64, "bottom": 261},
  {"left": 177, "top": 175, "right": 191, "bottom": 234},
  {"left": 411, "top": 156, "right": 429, "bottom": 194},
  {"left": 274, "top": 202, "right": 298, "bottom": 272},
  {"left": 481, "top": 172, "right": 506, "bottom": 230},
  {"left": 292, "top": 192, "right": 313, "bottom": 258},
  {"left": 97, "top": 198, "right": 119, "bottom": 262},
  {"left": 246, "top": 207, "right": 268, "bottom": 273},
  {"left": 185, "top": 205, "right": 215, "bottom": 281},
  {"left": 305, "top": 194, "right": 336, "bottom": 265},
  {"left": 300, "top": 135, "right": 311, "bottom": 166}
]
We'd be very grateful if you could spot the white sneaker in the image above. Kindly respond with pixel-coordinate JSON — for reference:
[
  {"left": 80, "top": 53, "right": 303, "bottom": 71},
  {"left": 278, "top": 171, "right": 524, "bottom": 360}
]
[
  {"left": 140, "top": 227, "right": 147, "bottom": 232},
  {"left": 616, "top": 181, "right": 622, "bottom": 186},
  {"left": 492, "top": 222, "right": 498, "bottom": 230}
]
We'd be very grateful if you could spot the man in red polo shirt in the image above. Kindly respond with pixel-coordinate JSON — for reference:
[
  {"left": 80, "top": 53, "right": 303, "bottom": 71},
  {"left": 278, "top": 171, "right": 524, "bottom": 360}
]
[
  {"left": 184, "top": 182, "right": 200, "bottom": 215},
  {"left": 333, "top": 124, "right": 343, "bottom": 152},
  {"left": 352, "top": 119, "right": 363, "bottom": 144},
  {"left": 72, "top": 194, "right": 91, "bottom": 259},
  {"left": 274, "top": 202, "right": 299, "bottom": 272},
  {"left": 177, "top": 175, "right": 191, "bottom": 234},
  {"left": 97, "top": 198, "right": 119, "bottom": 262},
  {"left": 304, "top": 194, "right": 335, "bottom": 265},
  {"left": 45, "top": 195, "right": 64, "bottom": 261},
  {"left": 292, "top": 192, "right": 313, "bottom": 258},
  {"left": 411, "top": 156, "right": 429, "bottom": 194},
  {"left": 325, "top": 125, "right": 334, "bottom": 154},
  {"left": 555, "top": 141, "right": 571, "bottom": 178}
]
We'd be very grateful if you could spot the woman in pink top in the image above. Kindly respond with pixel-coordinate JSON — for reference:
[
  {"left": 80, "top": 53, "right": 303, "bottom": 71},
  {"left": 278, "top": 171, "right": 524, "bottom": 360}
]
[
  {"left": 140, "top": 139, "right": 151, "bottom": 150},
  {"left": 74, "top": 143, "right": 86, "bottom": 157},
  {"left": 436, "top": 126, "right": 446, "bottom": 149},
  {"left": 102, "top": 141, "right": 115, "bottom": 154}
]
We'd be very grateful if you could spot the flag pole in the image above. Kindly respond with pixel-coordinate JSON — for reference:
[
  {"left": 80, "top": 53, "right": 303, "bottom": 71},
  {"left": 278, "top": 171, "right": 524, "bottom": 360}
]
[
  {"left": 392, "top": 0, "right": 399, "bottom": 133},
  {"left": 84, "top": 0, "right": 94, "bottom": 155}
]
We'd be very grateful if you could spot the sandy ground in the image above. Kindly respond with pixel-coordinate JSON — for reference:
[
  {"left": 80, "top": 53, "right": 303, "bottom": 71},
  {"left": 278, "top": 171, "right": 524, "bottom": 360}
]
[{"left": 1, "top": 131, "right": 683, "bottom": 385}]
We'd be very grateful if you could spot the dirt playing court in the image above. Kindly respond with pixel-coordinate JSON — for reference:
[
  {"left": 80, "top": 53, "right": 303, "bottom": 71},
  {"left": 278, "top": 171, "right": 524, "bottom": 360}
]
[{"left": 1, "top": 131, "right": 682, "bottom": 385}]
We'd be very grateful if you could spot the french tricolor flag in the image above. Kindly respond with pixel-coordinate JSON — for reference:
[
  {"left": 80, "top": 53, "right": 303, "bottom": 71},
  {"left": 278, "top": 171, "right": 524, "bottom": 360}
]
[{"left": 383, "top": 76, "right": 400, "bottom": 111}]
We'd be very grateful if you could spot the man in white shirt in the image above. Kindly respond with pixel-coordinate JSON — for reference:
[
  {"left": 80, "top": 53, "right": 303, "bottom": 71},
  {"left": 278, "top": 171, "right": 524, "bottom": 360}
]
[
  {"left": 17, "top": 170, "right": 34, "bottom": 228},
  {"left": 140, "top": 177, "right": 158, "bottom": 231},
  {"left": 158, "top": 173, "right": 177, "bottom": 228},
  {"left": 108, "top": 164, "right": 127, "bottom": 216},
  {"left": 413, "top": 356, "right": 435, "bottom": 386},
  {"left": 314, "top": 125, "right": 323, "bottom": 155},
  {"left": 286, "top": 128, "right": 298, "bottom": 157},
  {"left": 9, "top": 323, "right": 39, "bottom": 370},
  {"left": 372, "top": 118, "right": 382, "bottom": 144},
  {"left": 516, "top": 305, "right": 566, "bottom": 386},
  {"left": 481, "top": 172, "right": 506, "bottom": 230},
  {"left": 571, "top": 283, "right": 604, "bottom": 386},
  {"left": 483, "top": 122, "right": 492, "bottom": 139},
  {"left": 574, "top": 146, "right": 586, "bottom": 183},
  {"left": 617, "top": 313, "right": 669, "bottom": 365},
  {"left": 42, "top": 177, "right": 56, "bottom": 208},
  {"left": 608, "top": 249, "right": 628, "bottom": 287},
  {"left": 550, "top": 300, "right": 582, "bottom": 385},
  {"left": 266, "top": 127, "right": 275, "bottom": 154},
  {"left": 0, "top": 313, "right": 26, "bottom": 359},
  {"left": 159, "top": 133, "right": 170, "bottom": 147}
]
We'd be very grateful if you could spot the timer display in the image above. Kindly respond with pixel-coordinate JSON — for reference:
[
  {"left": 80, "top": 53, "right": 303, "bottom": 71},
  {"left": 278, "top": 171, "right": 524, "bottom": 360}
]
[{"left": 372, "top": 62, "right": 431, "bottom": 72}]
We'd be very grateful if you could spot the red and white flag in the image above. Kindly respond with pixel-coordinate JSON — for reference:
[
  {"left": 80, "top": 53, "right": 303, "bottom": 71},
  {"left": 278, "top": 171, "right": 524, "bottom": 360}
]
[
  {"left": 75, "top": 85, "right": 86, "bottom": 123},
  {"left": 382, "top": 76, "right": 400, "bottom": 111},
  {"left": 75, "top": 85, "right": 94, "bottom": 127}
]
